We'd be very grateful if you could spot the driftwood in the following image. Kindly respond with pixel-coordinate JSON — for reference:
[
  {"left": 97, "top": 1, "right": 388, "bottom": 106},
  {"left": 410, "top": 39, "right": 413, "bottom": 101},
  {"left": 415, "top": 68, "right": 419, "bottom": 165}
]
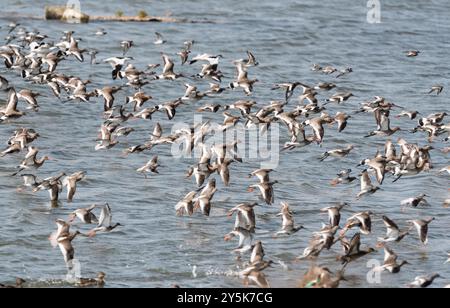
[
  {"left": 45, "top": 6, "right": 90, "bottom": 23},
  {"left": 44, "top": 6, "right": 193, "bottom": 23}
]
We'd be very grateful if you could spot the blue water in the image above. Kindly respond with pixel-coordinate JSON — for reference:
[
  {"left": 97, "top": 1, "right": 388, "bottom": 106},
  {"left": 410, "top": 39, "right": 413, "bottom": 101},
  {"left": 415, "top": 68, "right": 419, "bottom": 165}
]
[{"left": 0, "top": 0, "right": 449, "bottom": 288}]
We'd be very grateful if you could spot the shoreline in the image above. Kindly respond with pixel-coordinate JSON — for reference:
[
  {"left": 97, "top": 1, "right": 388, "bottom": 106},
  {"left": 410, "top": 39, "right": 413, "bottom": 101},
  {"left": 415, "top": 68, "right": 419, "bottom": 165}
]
[{"left": 0, "top": 9, "right": 214, "bottom": 24}]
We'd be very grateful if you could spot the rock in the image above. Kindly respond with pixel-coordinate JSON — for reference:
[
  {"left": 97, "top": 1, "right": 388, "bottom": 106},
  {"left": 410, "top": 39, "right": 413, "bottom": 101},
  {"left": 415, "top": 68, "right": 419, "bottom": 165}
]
[
  {"left": 45, "top": 6, "right": 89, "bottom": 23},
  {"left": 44, "top": 6, "right": 200, "bottom": 24}
]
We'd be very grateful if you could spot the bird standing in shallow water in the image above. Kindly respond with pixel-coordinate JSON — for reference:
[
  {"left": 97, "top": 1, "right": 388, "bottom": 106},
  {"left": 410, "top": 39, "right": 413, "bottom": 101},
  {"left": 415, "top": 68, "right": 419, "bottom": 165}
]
[
  {"left": 0, "top": 278, "right": 26, "bottom": 289},
  {"left": 76, "top": 272, "right": 106, "bottom": 288}
]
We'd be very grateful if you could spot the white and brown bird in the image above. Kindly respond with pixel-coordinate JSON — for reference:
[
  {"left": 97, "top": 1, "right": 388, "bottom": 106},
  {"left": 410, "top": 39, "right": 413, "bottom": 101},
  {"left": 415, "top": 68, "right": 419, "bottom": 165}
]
[
  {"left": 378, "top": 216, "right": 410, "bottom": 243},
  {"left": 76, "top": 272, "right": 106, "bottom": 288},
  {"left": 224, "top": 227, "right": 254, "bottom": 254},
  {"left": 197, "top": 104, "right": 221, "bottom": 113},
  {"left": 175, "top": 191, "right": 197, "bottom": 217},
  {"left": 69, "top": 204, "right": 99, "bottom": 224},
  {"left": 154, "top": 32, "right": 166, "bottom": 45},
  {"left": 95, "top": 86, "right": 122, "bottom": 111},
  {"left": 63, "top": 171, "right": 86, "bottom": 203},
  {"left": 96, "top": 124, "right": 119, "bottom": 151},
  {"left": 320, "top": 202, "right": 348, "bottom": 228},
  {"left": 227, "top": 202, "right": 258, "bottom": 233},
  {"left": 338, "top": 233, "right": 375, "bottom": 265},
  {"left": 242, "top": 270, "right": 270, "bottom": 288},
  {"left": 136, "top": 156, "right": 160, "bottom": 178},
  {"left": 406, "top": 50, "right": 421, "bottom": 57},
  {"left": 330, "top": 169, "right": 357, "bottom": 186},
  {"left": 333, "top": 112, "right": 351, "bottom": 132},
  {"left": 0, "top": 88, "right": 24, "bottom": 120},
  {"left": 401, "top": 194, "right": 430, "bottom": 209},
  {"left": 120, "top": 40, "right": 134, "bottom": 55},
  {"left": 103, "top": 57, "right": 133, "bottom": 80},
  {"left": 397, "top": 110, "right": 420, "bottom": 120},
  {"left": 357, "top": 170, "right": 380, "bottom": 199},
  {"left": 229, "top": 61, "right": 258, "bottom": 96},
  {"left": 342, "top": 211, "right": 373, "bottom": 235},
  {"left": 326, "top": 92, "right": 354, "bottom": 104},
  {"left": 408, "top": 218, "right": 435, "bottom": 245},
  {"left": 12, "top": 146, "right": 50, "bottom": 176},
  {"left": 248, "top": 181, "right": 277, "bottom": 205},
  {"left": 0, "top": 278, "right": 27, "bottom": 289},
  {"left": 50, "top": 219, "right": 81, "bottom": 269},
  {"left": 157, "top": 54, "right": 182, "bottom": 80},
  {"left": 193, "top": 179, "right": 217, "bottom": 216},
  {"left": 126, "top": 91, "right": 152, "bottom": 111},
  {"left": 377, "top": 245, "right": 409, "bottom": 274},
  {"left": 303, "top": 114, "right": 334, "bottom": 145},
  {"left": 409, "top": 274, "right": 441, "bottom": 288},
  {"left": 88, "top": 203, "right": 123, "bottom": 237},
  {"left": 17, "top": 90, "right": 40, "bottom": 110},
  {"left": 0, "top": 75, "right": 9, "bottom": 90},
  {"left": 358, "top": 156, "right": 386, "bottom": 185},
  {"left": 428, "top": 85, "right": 443, "bottom": 95},
  {"left": 33, "top": 172, "right": 66, "bottom": 204},
  {"left": 271, "top": 82, "right": 304, "bottom": 102},
  {"left": 320, "top": 145, "right": 354, "bottom": 161},
  {"left": 275, "top": 202, "right": 303, "bottom": 236},
  {"left": 438, "top": 166, "right": 450, "bottom": 176}
]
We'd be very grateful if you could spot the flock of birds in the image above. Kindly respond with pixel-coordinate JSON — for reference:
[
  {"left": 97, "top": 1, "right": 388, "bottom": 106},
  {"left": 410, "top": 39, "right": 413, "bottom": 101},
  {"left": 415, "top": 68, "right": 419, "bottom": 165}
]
[{"left": 0, "top": 20, "right": 449, "bottom": 288}]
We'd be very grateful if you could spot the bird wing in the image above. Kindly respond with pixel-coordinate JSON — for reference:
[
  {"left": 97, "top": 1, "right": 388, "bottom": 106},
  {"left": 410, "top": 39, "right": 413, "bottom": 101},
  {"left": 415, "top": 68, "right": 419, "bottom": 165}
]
[
  {"left": 162, "top": 55, "right": 174, "bottom": 74},
  {"left": 98, "top": 204, "right": 112, "bottom": 227},
  {"left": 360, "top": 171, "right": 372, "bottom": 191},
  {"left": 384, "top": 247, "right": 398, "bottom": 264},
  {"left": 5, "top": 88, "right": 18, "bottom": 113}
]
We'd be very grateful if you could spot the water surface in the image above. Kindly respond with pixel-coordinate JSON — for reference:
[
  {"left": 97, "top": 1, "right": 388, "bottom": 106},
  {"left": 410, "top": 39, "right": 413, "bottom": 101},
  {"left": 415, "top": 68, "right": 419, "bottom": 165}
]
[{"left": 0, "top": 0, "right": 449, "bottom": 288}]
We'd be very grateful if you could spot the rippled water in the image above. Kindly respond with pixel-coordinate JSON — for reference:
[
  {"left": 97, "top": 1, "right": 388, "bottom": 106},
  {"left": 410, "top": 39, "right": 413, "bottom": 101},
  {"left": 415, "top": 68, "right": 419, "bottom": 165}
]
[{"left": 0, "top": 0, "right": 449, "bottom": 288}]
